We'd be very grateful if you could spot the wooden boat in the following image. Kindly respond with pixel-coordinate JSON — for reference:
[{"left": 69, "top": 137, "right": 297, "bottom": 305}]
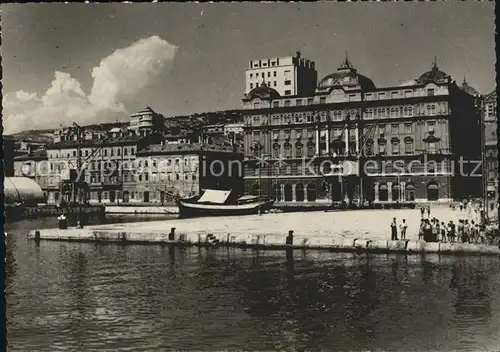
[{"left": 175, "top": 189, "right": 275, "bottom": 218}]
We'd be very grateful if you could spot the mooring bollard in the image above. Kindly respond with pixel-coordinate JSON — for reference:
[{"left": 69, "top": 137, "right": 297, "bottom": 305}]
[
  {"left": 169, "top": 227, "right": 176, "bottom": 241},
  {"left": 286, "top": 230, "right": 294, "bottom": 246}
]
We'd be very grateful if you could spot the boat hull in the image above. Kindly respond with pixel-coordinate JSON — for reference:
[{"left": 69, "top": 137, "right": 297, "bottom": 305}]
[{"left": 177, "top": 200, "right": 275, "bottom": 218}]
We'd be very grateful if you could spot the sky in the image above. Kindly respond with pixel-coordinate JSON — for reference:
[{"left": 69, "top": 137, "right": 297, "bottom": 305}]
[{"left": 1, "top": 2, "right": 496, "bottom": 134}]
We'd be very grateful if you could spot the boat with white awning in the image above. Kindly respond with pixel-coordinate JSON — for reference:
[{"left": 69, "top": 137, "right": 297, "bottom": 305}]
[{"left": 175, "top": 189, "right": 274, "bottom": 218}]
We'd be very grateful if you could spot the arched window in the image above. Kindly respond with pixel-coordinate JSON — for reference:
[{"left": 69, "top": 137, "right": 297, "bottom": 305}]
[
  {"left": 307, "top": 141, "right": 315, "bottom": 157},
  {"left": 284, "top": 142, "right": 292, "bottom": 158},
  {"left": 379, "top": 184, "right": 388, "bottom": 201},
  {"left": 295, "top": 142, "right": 303, "bottom": 158},
  {"left": 123, "top": 191, "right": 130, "bottom": 203},
  {"left": 295, "top": 183, "right": 305, "bottom": 202},
  {"left": 378, "top": 138, "right": 387, "bottom": 156},
  {"left": 364, "top": 139, "right": 374, "bottom": 156},
  {"left": 392, "top": 183, "right": 400, "bottom": 201},
  {"left": 272, "top": 184, "right": 281, "bottom": 201},
  {"left": 332, "top": 138, "right": 344, "bottom": 156},
  {"left": 307, "top": 183, "right": 317, "bottom": 202},
  {"left": 54, "top": 192, "right": 60, "bottom": 202},
  {"left": 405, "top": 184, "right": 415, "bottom": 201},
  {"left": 272, "top": 143, "right": 280, "bottom": 158},
  {"left": 251, "top": 183, "right": 260, "bottom": 196},
  {"left": 391, "top": 137, "right": 400, "bottom": 155},
  {"left": 488, "top": 170, "right": 495, "bottom": 181},
  {"left": 404, "top": 137, "right": 414, "bottom": 154},
  {"left": 427, "top": 182, "right": 438, "bottom": 201},
  {"left": 284, "top": 184, "right": 293, "bottom": 202},
  {"left": 320, "top": 182, "right": 330, "bottom": 199}
]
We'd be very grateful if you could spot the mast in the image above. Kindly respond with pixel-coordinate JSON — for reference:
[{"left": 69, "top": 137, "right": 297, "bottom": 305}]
[{"left": 73, "top": 122, "right": 82, "bottom": 204}]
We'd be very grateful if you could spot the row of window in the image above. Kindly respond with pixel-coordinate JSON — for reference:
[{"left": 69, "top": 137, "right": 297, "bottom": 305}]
[
  {"left": 249, "top": 69, "right": 289, "bottom": 79},
  {"left": 365, "top": 103, "right": 447, "bottom": 119},
  {"left": 250, "top": 88, "right": 442, "bottom": 109},
  {"left": 249, "top": 103, "right": 448, "bottom": 124},
  {"left": 250, "top": 139, "right": 427, "bottom": 158},
  {"left": 250, "top": 122, "right": 431, "bottom": 143},
  {"left": 87, "top": 172, "right": 198, "bottom": 183},
  {"left": 365, "top": 88, "right": 437, "bottom": 101},
  {"left": 486, "top": 103, "right": 496, "bottom": 118},
  {"left": 48, "top": 147, "right": 136, "bottom": 159},
  {"left": 249, "top": 58, "right": 281, "bottom": 69},
  {"left": 251, "top": 183, "right": 318, "bottom": 202}
]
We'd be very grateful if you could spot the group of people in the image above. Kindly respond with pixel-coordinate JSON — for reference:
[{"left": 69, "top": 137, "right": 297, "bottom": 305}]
[
  {"left": 388, "top": 203, "right": 489, "bottom": 244},
  {"left": 450, "top": 198, "right": 485, "bottom": 223},
  {"left": 418, "top": 217, "right": 486, "bottom": 244},
  {"left": 390, "top": 218, "right": 408, "bottom": 240}
]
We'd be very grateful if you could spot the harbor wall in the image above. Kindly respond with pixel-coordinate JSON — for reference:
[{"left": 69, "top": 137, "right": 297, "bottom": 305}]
[
  {"left": 28, "top": 227, "right": 500, "bottom": 255},
  {"left": 6, "top": 204, "right": 105, "bottom": 223},
  {"left": 105, "top": 205, "right": 179, "bottom": 214}
]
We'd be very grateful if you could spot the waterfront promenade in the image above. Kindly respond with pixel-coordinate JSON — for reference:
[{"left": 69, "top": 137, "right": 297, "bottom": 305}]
[{"left": 29, "top": 207, "right": 499, "bottom": 255}]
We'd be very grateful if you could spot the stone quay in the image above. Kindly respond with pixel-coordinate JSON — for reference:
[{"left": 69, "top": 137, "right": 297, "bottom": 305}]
[{"left": 28, "top": 208, "right": 499, "bottom": 256}]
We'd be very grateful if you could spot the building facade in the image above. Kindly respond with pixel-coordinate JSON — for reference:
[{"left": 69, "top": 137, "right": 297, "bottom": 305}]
[
  {"left": 13, "top": 148, "right": 50, "bottom": 201},
  {"left": 3, "top": 135, "right": 16, "bottom": 177},
  {"left": 133, "top": 143, "right": 244, "bottom": 204},
  {"left": 483, "top": 90, "right": 498, "bottom": 217},
  {"left": 241, "top": 58, "right": 482, "bottom": 205},
  {"left": 43, "top": 108, "right": 167, "bottom": 204},
  {"left": 245, "top": 51, "right": 317, "bottom": 97}
]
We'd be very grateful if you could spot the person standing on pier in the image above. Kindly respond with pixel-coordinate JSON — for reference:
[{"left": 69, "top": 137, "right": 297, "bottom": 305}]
[
  {"left": 457, "top": 220, "right": 464, "bottom": 243},
  {"left": 418, "top": 220, "right": 425, "bottom": 240},
  {"left": 434, "top": 220, "right": 441, "bottom": 242},
  {"left": 391, "top": 218, "right": 398, "bottom": 240},
  {"left": 400, "top": 219, "right": 407, "bottom": 240},
  {"left": 448, "top": 221, "right": 456, "bottom": 243},
  {"left": 57, "top": 214, "right": 67, "bottom": 230},
  {"left": 463, "top": 220, "right": 470, "bottom": 243},
  {"left": 440, "top": 222, "right": 446, "bottom": 242}
]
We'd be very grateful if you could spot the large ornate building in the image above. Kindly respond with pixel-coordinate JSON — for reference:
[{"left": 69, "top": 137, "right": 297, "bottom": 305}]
[
  {"left": 483, "top": 90, "right": 497, "bottom": 217},
  {"left": 241, "top": 57, "right": 482, "bottom": 205}
]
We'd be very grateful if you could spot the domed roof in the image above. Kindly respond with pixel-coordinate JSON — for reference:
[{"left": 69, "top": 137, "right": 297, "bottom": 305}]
[
  {"left": 243, "top": 82, "right": 281, "bottom": 101},
  {"left": 460, "top": 77, "right": 479, "bottom": 96},
  {"left": 416, "top": 60, "right": 450, "bottom": 84},
  {"left": 317, "top": 56, "right": 376, "bottom": 91}
]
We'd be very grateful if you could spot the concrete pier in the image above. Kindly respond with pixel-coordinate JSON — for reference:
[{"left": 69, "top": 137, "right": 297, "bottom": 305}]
[
  {"left": 105, "top": 205, "right": 178, "bottom": 215},
  {"left": 28, "top": 209, "right": 500, "bottom": 256}
]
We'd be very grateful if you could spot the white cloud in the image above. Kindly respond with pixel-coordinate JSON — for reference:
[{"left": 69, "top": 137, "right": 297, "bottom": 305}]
[{"left": 3, "top": 36, "right": 178, "bottom": 135}]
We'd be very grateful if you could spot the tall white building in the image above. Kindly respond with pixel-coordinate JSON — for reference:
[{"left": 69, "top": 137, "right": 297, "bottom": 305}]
[{"left": 245, "top": 51, "right": 317, "bottom": 97}]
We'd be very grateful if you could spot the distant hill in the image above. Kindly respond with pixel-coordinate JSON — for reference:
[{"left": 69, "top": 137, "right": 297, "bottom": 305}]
[
  {"left": 5, "top": 122, "right": 129, "bottom": 143},
  {"left": 6, "top": 129, "right": 55, "bottom": 143},
  {"left": 4, "top": 110, "right": 242, "bottom": 144}
]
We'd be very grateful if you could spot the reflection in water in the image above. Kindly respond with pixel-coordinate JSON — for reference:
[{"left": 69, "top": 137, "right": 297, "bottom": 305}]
[{"left": 5, "top": 218, "right": 500, "bottom": 351}]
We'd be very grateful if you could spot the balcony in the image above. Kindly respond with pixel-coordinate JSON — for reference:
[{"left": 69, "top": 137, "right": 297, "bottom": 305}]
[{"left": 100, "top": 180, "right": 123, "bottom": 189}]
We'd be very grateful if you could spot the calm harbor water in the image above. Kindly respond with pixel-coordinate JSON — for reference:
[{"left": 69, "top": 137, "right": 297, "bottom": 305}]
[{"left": 6, "top": 217, "right": 500, "bottom": 351}]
